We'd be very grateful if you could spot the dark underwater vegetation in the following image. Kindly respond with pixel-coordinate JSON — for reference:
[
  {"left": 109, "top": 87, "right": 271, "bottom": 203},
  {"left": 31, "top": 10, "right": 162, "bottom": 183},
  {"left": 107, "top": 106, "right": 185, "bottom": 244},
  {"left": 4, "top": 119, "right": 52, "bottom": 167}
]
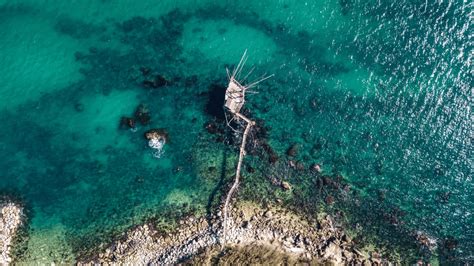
[{"left": 0, "top": 0, "right": 472, "bottom": 263}]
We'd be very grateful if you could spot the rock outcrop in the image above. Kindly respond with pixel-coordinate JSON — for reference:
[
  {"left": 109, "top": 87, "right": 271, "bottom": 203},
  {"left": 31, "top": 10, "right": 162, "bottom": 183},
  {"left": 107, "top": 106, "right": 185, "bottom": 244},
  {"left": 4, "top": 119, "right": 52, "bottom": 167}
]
[
  {"left": 144, "top": 129, "right": 168, "bottom": 158},
  {"left": 144, "top": 129, "right": 168, "bottom": 144},
  {"left": 80, "top": 202, "right": 385, "bottom": 265},
  {"left": 0, "top": 202, "right": 23, "bottom": 264}
]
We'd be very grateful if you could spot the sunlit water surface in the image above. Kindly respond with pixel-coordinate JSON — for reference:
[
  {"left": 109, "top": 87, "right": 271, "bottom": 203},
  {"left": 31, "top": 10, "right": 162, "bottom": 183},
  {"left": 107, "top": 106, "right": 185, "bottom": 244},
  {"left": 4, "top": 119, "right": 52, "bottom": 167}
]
[{"left": 0, "top": 0, "right": 472, "bottom": 263}]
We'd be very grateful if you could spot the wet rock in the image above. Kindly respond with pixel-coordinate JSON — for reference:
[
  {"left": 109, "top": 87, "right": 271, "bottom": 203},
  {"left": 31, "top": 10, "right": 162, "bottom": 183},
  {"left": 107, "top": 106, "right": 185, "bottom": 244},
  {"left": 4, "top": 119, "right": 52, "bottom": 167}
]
[
  {"left": 153, "top": 74, "right": 170, "bottom": 87},
  {"left": 120, "top": 116, "right": 136, "bottom": 129},
  {"left": 362, "top": 259, "right": 372, "bottom": 266},
  {"left": 342, "top": 184, "right": 350, "bottom": 192},
  {"left": 261, "top": 142, "right": 279, "bottom": 164},
  {"left": 145, "top": 129, "right": 168, "bottom": 143},
  {"left": 252, "top": 119, "right": 270, "bottom": 139},
  {"left": 184, "top": 75, "right": 198, "bottom": 87},
  {"left": 173, "top": 166, "right": 183, "bottom": 174},
  {"left": 288, "top": 160, "right": 296, "bottom": 169},
  {"left": 286, "top": 144, "right": 299, "bottom": 157},
  {"left": 281, "top": 181, "right": 292, "bottom": 191},
  {"left": 140, "top": 67, "right": 151, "bottom": 76},
  {"left": 310, "top": 98, "right": 318, "bottom": 110},
  {"left": 322, "top": 176, "right": 339, "bottom": 189},
  {"left": 246, "top": 165, "right": 255, "bottom": 173},
  {"left": 414, "top": 231, "right": 437, "bottom": 251},
  {"left": 268, "top": 176, "right": 281, "bottom": 187},
  {"left": 134, "top": 104, "right": 151, "bottom": 125},
  {"left": 323, "top": 242, "right": 343, "bottom": 264},
  {"left": 143, "top": 74, "right": 170, "bottom": 88},
  {"left": 341, "top": 234, "right": 351, "bottom": 243},
  {"left": 205, "top": 121, "right": 219, "bottom": 134},
  {"left": 325, "top": 195, "right": 335, "bottom": 205},
  {"left": 296, "top": 161, "right": 305, "bottom": 171},
  {"left": 377, "top": 189, "right": 386, "bottom": 202},
  {"left": 343, "top": 250, "right": 354, "bottom": 260},
  {"left": 135, "top": 176, "right": 144, "bottom": 183},
  {"left": 443, "top": 236, "right": 458, "bottom": 251},
  {"left": 264, "top": 211, "right": 273, "bottom": 218},
  {"left": 310, "top": 163, "right": 322, "bottom": 173},
  {"left": 370, "top": 251, "right": 381, "bottom": 264},
  {"left": 269, "top": 153, "right": 279, "bottom": 164}
]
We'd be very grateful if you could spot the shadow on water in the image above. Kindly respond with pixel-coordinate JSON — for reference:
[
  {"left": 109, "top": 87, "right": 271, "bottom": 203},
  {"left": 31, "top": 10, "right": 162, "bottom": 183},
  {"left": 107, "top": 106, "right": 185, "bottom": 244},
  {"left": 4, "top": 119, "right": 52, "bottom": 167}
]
[{"left": 206, "top": 148, "right": 228, "bottom": 225}]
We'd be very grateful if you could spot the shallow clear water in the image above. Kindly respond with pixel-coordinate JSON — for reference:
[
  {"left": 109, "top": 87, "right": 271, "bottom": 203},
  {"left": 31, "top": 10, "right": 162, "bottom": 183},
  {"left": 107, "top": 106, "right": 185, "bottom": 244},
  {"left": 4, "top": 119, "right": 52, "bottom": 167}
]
[{"left": 0, "top": 0, "right": 472, "bottom": 263}]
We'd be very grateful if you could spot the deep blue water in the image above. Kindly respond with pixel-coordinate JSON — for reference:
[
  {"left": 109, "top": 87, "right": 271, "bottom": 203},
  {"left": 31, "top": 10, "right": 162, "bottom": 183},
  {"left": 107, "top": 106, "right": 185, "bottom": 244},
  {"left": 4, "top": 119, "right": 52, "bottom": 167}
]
[{"left": 0, "top": 0, "right": 472, "bottom": 263}]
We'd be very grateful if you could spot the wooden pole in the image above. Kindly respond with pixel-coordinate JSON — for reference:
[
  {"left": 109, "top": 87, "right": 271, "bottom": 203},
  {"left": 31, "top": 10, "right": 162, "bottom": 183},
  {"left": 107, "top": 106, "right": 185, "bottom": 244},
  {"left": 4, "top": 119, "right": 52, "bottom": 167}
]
[
  {"left": 220, "top": 50, "right": 271, "bottom": 250},
  {"left": 221, "top": 113, "right": 254, "bottom": 250}
]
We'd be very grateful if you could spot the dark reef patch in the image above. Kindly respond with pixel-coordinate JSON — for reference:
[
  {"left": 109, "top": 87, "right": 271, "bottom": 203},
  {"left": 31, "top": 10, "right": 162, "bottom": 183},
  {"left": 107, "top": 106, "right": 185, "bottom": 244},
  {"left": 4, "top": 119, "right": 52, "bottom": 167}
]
[{"left": 55, "top": 17, "right": 106, "bottom": 39}]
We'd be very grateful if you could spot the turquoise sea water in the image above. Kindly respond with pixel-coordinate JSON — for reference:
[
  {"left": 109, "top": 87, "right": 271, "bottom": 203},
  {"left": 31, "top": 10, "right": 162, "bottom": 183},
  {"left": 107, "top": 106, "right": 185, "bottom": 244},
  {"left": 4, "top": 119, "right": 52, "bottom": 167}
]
[{"left": 0, "top": 0, "right": 472, "bottom": 263}]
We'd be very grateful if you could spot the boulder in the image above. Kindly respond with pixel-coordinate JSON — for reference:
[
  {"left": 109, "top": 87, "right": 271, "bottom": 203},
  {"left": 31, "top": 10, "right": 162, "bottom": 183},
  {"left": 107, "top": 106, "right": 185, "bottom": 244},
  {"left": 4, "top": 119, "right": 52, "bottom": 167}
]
[
  {"left": 281, "top": 181, "right": 292, "bottom": 191},
  {"left": 145, "top": 129, "right": 168, "bottom": 151},
  {"left": 286, "top": 144, "right": 299, "bottom": 157},
  {"left": 0, "top": 202, "right": 23, "bottom": 264},
  {"left": 310, "top": 163, "right": 322, "bottom": 173},
  {"left": 143, "top": 74, "right": 170, "bottom": 88},
  {"left": 264, "top": 211, "right": 273, "bottom": 218},
  {"left": 120, "top": 116, "right": 136, "bottom": 129},
  {"left": 323, "top": 242, "right": 343, "bottom": 264}
]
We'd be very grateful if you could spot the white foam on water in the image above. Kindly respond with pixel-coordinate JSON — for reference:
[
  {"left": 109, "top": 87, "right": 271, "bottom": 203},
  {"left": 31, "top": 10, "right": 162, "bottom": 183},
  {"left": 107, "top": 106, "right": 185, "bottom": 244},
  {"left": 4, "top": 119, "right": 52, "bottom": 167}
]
[{"left": 149, "top": 138, "right": 166, "bottom": 158}]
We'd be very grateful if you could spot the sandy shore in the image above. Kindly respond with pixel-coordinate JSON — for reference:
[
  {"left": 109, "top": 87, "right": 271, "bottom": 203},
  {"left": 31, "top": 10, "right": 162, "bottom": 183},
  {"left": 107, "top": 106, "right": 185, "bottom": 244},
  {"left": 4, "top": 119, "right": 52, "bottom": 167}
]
[
  {"left": 80, "top": 201, "right": 384, "bottom": 265},
  {"left": 0, "top": 201, "right": 23, "bottom": 264}
]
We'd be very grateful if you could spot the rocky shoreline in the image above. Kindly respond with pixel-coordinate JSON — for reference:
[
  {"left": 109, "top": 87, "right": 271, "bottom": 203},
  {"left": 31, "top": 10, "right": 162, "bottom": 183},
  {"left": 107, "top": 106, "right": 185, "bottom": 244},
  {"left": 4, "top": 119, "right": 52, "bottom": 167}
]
[
  {"left": 80, "top": 201, "right": 385, "bottom": 265},
  {"left": 0, "top": 201, "right": 23, "bottom": 264}
]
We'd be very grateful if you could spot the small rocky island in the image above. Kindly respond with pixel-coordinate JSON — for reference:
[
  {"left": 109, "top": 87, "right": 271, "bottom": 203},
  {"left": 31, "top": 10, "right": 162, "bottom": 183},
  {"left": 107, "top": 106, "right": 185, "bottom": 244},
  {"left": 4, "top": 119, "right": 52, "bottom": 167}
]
[{"left": 0, "top": 201, "right": 23, "bottom": 264}]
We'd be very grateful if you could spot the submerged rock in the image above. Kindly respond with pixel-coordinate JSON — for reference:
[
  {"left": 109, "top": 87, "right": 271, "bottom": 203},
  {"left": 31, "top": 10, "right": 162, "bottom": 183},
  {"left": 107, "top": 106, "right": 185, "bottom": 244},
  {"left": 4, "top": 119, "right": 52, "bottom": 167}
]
[
  {"left": 414, "top": 231, "right": 438, "bottom": 251},
  {"left": 281, "top": 181, "right": 292, "bottom": 191},
  {"left": 310, "top": 163, "right": 322, "bottom": 173},
  {"left": 264, "top": 210, "right": 273, "bottom": 218},
  {"left": 261, "top": 142, "right": 279, "bottom": 164},
  {"left": 119, "top": 116, "right": 136, "bottom": 129},
  {"left": 139, "top": 66, "right": 151, "bottom": 76},
  {"left": 134, "top": 104, "right": 151, "bottom": 125},
  {"left": 184, "top": 75, "right": 198, "bottom": 87},
  {"left": 443, "top": 236, "right": 458, "bottom": 251},
  {"left": 142, "top": 74, "right": 170, "bottom": 88},
  {"left": 286, "top": 144, "right": 299, "bottom": 157},
  {"left": 323, "top": 242, "right": 343, "bottom": 264},
  {"left": 204, "top": 121, "right": 220, "bottom": 134},
  {"left": 325, "top": 195, "right": 335, "bottom": 205}
]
